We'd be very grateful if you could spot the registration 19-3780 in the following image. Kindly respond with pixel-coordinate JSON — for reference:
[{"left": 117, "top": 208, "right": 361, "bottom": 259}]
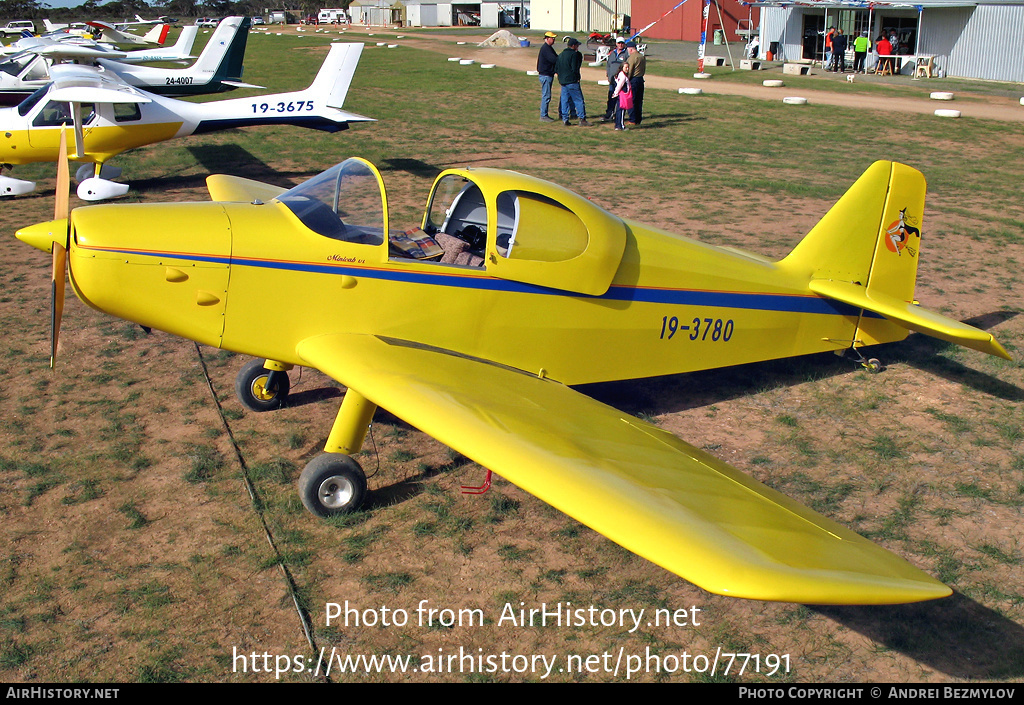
[{"left": 659, "top": 316, "right": 734, "bottom": 341}]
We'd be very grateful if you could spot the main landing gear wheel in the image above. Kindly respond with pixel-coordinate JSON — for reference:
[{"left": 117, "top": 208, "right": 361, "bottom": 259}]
[
  {"left": 864, "top": 358, "right": 883, "bottom": 373},
  {"left": 235, "top": 358, "right": 291, "bottom": 412},
  {"left": 298, "top": 454, "right": 367, "bottom": 517}
]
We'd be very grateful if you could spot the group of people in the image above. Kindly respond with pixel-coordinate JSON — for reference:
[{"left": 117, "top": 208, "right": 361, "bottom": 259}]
[
  {"left": 824, "top": 26, "right": 906, "bottom": 74},
  {"left": 537, "top": 32, "right": 646, "bottom": 129}
]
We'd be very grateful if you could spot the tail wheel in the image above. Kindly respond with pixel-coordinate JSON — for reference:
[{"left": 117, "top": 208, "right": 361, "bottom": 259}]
[
  {"left": 298, "top": 454, "right": 367, "bottom": 517},
  {"left": 235, "top": 358, "right": 290, "bottom": 412}
]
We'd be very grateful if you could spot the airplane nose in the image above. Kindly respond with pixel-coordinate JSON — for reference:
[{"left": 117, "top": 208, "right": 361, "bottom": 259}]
[{"left": 16, "top": 218, "right": 68, "bottom": 253}]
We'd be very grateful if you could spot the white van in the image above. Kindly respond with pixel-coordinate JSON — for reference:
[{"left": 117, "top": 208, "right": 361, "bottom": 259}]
[{"left": 318, "top": 9, "right": 348, "bottom": 24}]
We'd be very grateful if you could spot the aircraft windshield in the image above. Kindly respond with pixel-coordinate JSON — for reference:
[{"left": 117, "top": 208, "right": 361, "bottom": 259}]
[
  {"left": 17, "top": 83, "right": 49, "bottom": 117},
  {"left": 278, "top": 159, "right": 385, "bottom": 245}
]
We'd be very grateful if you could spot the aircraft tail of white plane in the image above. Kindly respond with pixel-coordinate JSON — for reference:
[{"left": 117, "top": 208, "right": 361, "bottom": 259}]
[
  {"left": 141, "top": 23, "right": 170, "bottom": 45},
  {"left": 190, "top": 16, "right": 248, "bottom": 80},
  {"left": 120, "top": 25, "right": 198, "bottom": 62},
  {"left": 186, "top": 43, "right": 372, "bottom": 135}
]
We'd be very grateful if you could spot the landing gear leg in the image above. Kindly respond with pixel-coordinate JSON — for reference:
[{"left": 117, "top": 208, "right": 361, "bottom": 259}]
[{"left": 297, "top": 389, "right": 378, "bottom": 518}]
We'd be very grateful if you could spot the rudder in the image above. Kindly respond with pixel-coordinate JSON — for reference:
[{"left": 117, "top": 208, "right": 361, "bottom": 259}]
[{"left": 780, "top": 161, "right": 926, "bottom": 350}]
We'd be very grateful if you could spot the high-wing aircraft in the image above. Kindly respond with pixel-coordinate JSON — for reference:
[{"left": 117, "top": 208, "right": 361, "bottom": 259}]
[
  {"left": 83, "top": 21, "right": 169, "bottom": 48},
  {"left": 0, "top": 24, "right": 208, "bottom": 106},
  {"left": 0, "top": 18, "right": 247, "bottom": 105},
  {"left": 0, "top": 42, "right": 370, "bottom": 200},
  {"left": 15, "top": 155, "right": 1010, "bottom": 605}
]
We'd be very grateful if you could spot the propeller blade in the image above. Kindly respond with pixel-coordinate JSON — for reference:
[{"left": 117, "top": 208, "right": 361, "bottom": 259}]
[
  {"left": 50, "top": 127, "right": 71, "bottom": 368},
  {"left": 55, "top": 128, "right": 69, "bottom": 221},
  {"left": 50, "top": 244, "right": 66, "bottom": 369}
]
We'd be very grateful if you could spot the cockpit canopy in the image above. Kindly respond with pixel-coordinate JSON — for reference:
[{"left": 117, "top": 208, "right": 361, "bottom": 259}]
[{"left": 278, "top": 158, "right": 386, "bottom": 246}]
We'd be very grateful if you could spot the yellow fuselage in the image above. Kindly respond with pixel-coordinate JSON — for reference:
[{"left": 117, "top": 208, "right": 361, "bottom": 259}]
[{"left": 66, "top": 198, "right": 890, "bottom": 386}]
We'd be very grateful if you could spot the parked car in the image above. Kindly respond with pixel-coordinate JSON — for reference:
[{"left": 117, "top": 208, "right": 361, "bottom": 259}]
[
  {"left": 194, "top": 17, "right": 219, "bottom": 28},
  {"left": 251, "top": 16, "right": 265, "bottom": 25},
  {"left": 0, "top": 21, "right": 35, "bottom": 37}
]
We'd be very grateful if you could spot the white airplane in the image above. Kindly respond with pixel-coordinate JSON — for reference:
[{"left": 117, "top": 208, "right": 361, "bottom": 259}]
[
  {"left": 41, "top": 20, "right": 92, "bottom": 36},
  {"left": 83, "top": 21, "right": 169, "bottom": 48},
  {"left": 0, "top": 43, "right": 372, "bottom": 200},
  {"left": 0, "top": 19, "right": 245, "bottom": 107}
]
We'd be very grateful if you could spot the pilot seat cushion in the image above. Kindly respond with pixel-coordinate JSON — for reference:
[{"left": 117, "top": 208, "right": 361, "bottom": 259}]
[{"left": 435, "top": 232, "right": 468, "bottom": 264}]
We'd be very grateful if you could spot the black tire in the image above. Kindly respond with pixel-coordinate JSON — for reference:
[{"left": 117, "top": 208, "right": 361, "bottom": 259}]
[
  {"left": 298, "top": 454, "right": 367, "bottom": 517},
  {"left": 235, "top": 358, "right": 290, "bottom": 412}
]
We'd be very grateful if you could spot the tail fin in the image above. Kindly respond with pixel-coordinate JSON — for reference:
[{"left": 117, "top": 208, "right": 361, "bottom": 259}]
[
  {"left": 194, "top": 16, "right": 249, "bottom": 80},
  {"left": 306, "top": 43, "right": 363, "bottom": 108},
  {"left": 783, "top": 161, "right": 1009, "bottom": 359},
  {"left": 170, "top": 24, "right": 199, "bottom": 56},
  {"left": 142, "top": 23, "right": 169, "bottom": 45}
]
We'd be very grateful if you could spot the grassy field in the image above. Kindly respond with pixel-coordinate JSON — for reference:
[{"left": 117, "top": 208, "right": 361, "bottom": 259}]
[{"left": 0, "top": 29, "right": 1022, "bottom": 683}]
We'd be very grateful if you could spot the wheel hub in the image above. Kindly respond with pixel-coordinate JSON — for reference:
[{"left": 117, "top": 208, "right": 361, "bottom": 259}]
[
  {"left": 251, "top": 375, "right": 276, "bottom": 401},
  {"left": 318, "top": 475, "right": 355, "bottom": 509}
]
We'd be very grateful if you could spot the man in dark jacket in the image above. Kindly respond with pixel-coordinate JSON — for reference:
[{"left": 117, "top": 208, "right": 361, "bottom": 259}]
[
  {"left": 830, "top": 28, "right": 847, "bottom": 72},
  {"left": 555, "top": 37, "right": 589, "bottom": 126},
  {"left": 537, "top": 31, "right": 558, "bottom": 122}
]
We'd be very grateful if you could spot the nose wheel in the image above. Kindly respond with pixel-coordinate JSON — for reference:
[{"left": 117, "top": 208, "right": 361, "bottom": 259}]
[
  {"left": 298, "top": 453, "right": 367, "bottom": 517},
  {"left": 235, "top": 358, "right": 291, "bottom": 411}
]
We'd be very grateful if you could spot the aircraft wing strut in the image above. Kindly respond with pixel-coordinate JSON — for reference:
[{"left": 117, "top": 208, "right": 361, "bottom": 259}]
[{"left": 297, "top": 333, "right": 951, "bottom": 605}]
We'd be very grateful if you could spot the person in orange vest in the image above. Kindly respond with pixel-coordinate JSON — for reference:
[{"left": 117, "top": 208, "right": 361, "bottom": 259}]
[{"left": 824, "top": 26, "right": 835, "bottom": 68}]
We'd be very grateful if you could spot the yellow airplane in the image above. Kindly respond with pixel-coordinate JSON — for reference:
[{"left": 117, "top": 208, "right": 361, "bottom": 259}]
[
  {"left": 16, "top": 151, "right": 1010, "bottom": 605},
  {"left": 0, "top": 42, "right": 370, "bottom": 200}
]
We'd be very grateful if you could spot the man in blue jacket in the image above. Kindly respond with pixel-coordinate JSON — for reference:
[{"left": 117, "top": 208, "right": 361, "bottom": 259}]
[{"left": 537, "top": 31, "right": 558, "bottom": 122}]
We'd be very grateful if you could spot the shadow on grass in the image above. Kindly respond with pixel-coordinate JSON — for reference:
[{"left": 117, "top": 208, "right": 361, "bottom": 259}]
[
  {"left": 818, "top": 592, "right": 1024, "bottom": 679},
  {"left": 367, "top": 450, "right": 475, "bottom": 509},
  {"left": 284, "top": 386, "right": 344, "bottom": 408},
  {"left": 381, "top": 157, "right": 442, "bottom": 180}
]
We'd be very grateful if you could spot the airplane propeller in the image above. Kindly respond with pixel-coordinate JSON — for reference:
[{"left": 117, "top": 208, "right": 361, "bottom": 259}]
[
  {"left": 51, "top": 129, "right": 71, "bottom": 368},
  {"left": 15, "top": 127, "right": 72, "bottom": 368}
]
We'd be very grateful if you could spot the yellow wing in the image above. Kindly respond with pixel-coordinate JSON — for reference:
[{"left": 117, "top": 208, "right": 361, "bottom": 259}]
[{"left": 297, "top": 333, "right": 951, "bottom": 605}]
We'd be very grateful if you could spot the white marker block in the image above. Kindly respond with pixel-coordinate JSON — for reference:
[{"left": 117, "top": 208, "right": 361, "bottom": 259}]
[
  {"left": 678, "top": 87, "right": 703, "bottom": 95},
  {"left": 934, "top": 108, "right": 961, "bottom": 118},
  {"left": 693, "top": 72, "right": 711, "bottom": 79},
  {"left": 459, "top": 59, "right": 474, "bottom": 65},
  {"left": 763, "top": 79, "right": 784, "bottom": 87},
  {"left": 930, "top": 91, "right": 954, "bottom": 101},
  {"left": 782, "top": 96, "right": 807, "bottom": 105},
  {"left": 481, "top": 63, "right": 495, "bottom": 68}
]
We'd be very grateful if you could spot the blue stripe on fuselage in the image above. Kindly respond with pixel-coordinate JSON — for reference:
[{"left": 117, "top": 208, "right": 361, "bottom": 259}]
[{"left": 77, "top": 246, "right": 864, "bottom": 316}]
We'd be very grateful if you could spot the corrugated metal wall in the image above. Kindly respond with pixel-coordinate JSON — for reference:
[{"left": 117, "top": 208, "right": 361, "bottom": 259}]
[
  {"left": 765, "top": 4, "right": 1024, "bottom": 82},
  {"left": 573, "top": 0, "right": 630, "bottom": 32},
  {"left": 920, "top": 5, "right": 1024, "bottom": 83}
]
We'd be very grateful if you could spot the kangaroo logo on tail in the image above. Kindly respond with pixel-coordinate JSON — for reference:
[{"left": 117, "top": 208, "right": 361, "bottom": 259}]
[{"left": 885, "top": 207, "right": 921, "bottom": 257}]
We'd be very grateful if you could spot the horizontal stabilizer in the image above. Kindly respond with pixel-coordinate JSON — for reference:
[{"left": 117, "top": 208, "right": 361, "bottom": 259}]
[
  {"left": 220, "top": 80, "right": 265, "bottom": 89},
  {"left": 206, "top": 174, "right": 287, "bottom": 202},
  {"left": 810, "top": 279, "right": 1011, "bottom": 360},
  {"left": 298, "top": 333, "right": 952, "bottom": 605}
]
